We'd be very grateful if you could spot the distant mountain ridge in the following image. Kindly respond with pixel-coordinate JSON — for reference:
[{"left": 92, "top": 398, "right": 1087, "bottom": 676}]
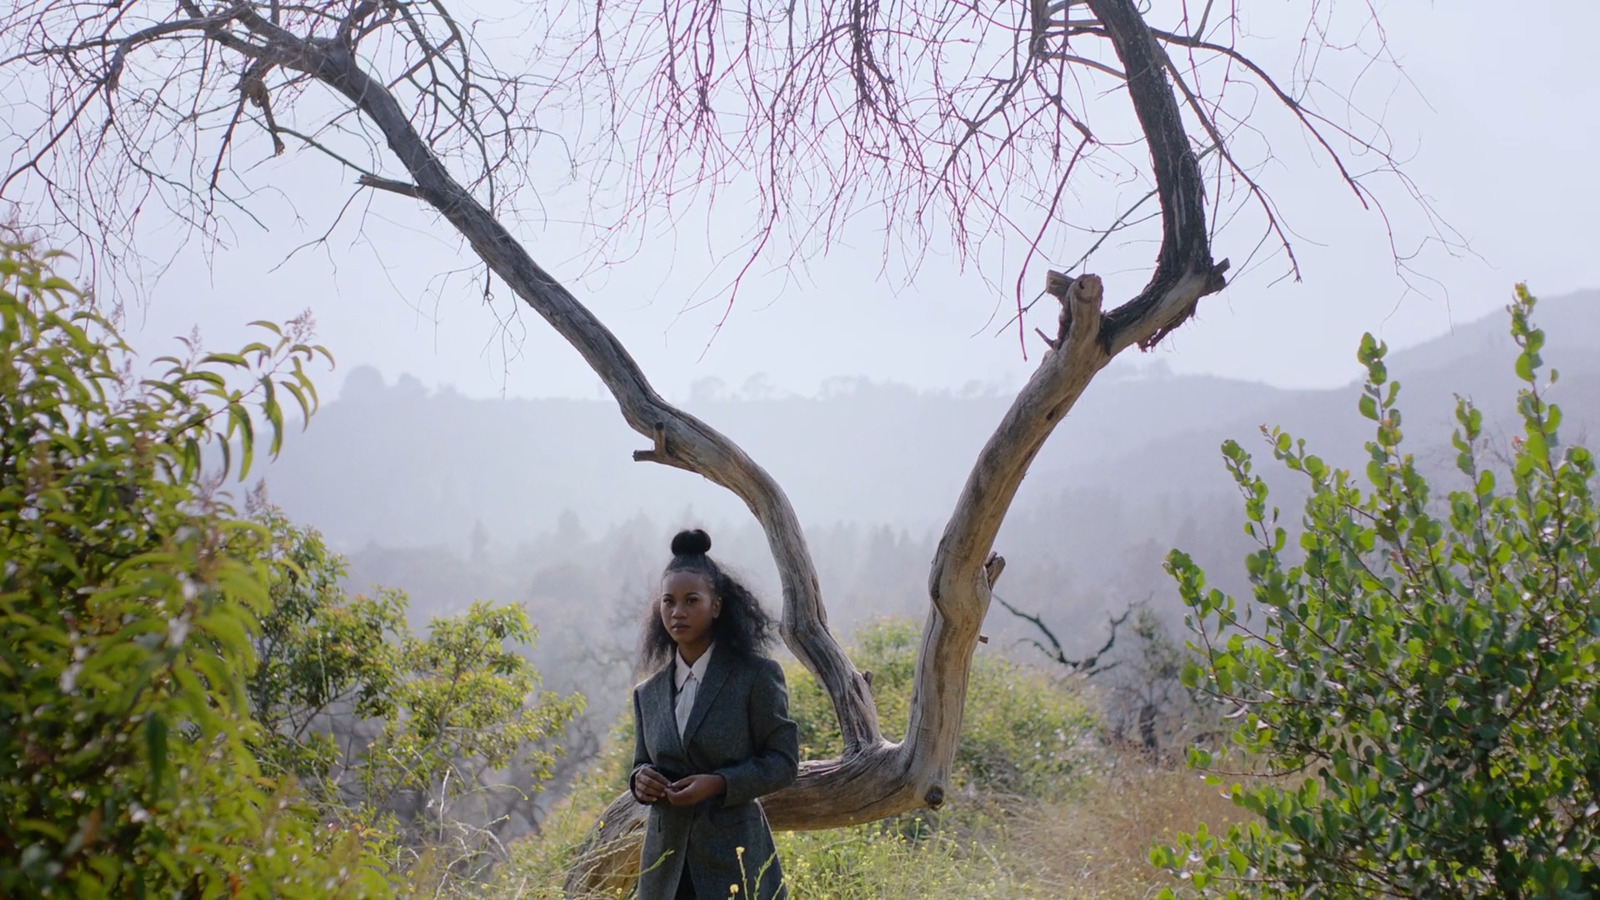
[
  {"left": 1068, "top": 289, "right": 1600, "bottom": 501},
  {"left": 257, "top": 289, "right": 1599, "bottom": 551}
]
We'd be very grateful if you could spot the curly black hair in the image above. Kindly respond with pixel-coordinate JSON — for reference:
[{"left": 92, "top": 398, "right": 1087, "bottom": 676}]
[{"left": 638, "top": 528, "right": 778, "bottom": 672}]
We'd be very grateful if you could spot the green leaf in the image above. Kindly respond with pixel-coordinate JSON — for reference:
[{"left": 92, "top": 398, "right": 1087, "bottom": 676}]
[
  {"left": 1515, "top": 346, "right": 1544, "bottom": 384},
  {"left": 261, "top": 376, "right": 284, "bottom": 458},
  {"left": 1525, "top": 430, "right": 1548, "bottom": 464},
  {"left": 230, "top": 404, "right": 255, "bottom": 479},
  {"left": 201, "top": 351, "right": 249, "bottom": 368},
  {"left": 1476, "top": 469, "right": 1495, "bottom": 496},
  {"left": 281, "top": 379, "right": 314, "bottom": 426},
  {"left": 145, "top": 713, "right": 169, "bottom": 794}
]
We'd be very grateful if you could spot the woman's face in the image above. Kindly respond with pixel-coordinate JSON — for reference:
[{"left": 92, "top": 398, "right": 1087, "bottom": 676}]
[{"left": 659, "top": 570, "right": 720, "bottom": 658}]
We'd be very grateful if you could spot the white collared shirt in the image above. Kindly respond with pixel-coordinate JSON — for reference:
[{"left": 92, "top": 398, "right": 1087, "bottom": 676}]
[{"left": 673, "top": 643, "right": 714, "bottom": 738}]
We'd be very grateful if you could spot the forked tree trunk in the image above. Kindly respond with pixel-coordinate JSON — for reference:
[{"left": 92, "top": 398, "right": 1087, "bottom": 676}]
[{"left": 556, "top": 1, "right": 1227, "bottom": 890}]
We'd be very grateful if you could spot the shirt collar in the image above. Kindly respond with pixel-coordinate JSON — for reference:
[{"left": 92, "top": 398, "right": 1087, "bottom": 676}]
[{"left": 674, "top": 642, "right": 714, "bottom": 689}]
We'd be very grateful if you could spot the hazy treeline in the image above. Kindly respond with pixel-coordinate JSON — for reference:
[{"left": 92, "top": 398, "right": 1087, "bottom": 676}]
[
  {"left": 267, "top": 288, "right": 1599, "bottom": 624},
  {"left": 260, "top": 290, "right": 1599, "bottom": 560}
]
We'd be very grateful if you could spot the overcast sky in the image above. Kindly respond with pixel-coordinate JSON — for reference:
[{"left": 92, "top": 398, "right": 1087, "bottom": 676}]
[{"left": 105, "top": 0, "right": 1598, "bottom": 404}]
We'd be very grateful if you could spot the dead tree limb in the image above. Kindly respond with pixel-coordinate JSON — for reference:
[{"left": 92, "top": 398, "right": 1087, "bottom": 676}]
[{"left": 994, "top": 594, "right": 1130, "bottom": 677}]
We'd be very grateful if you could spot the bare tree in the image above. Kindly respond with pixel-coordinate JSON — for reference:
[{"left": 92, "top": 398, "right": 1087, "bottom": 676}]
[
  {"left": 0, "top": 0, "right": 1442, "bottom": 890},
  {"left": 995, "top": 593, "right": 1132, "bottom": 677},
  {"left": 999, "top": 594, "right": 1216, "bottom": 758}
]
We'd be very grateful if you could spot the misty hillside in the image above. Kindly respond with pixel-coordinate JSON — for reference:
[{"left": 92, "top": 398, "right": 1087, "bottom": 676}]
[
  {"left": 1069, "top": 289, "right": 1600, "bottom": 500},
  {"left": 259, "top": 367, "right": 1288, "bottom": 550},
  {"left": 258, "top": 289, "right": 1600, "bottom": 556},
  {"left": 244, "top": 288, "right": 1599, "bottom": 815},
  {"left": 239, "top": 288, "right": 1600, "bottom": 684}
]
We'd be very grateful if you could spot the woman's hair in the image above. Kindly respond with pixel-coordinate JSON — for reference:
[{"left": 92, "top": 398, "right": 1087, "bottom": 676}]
[{"left": 638, "top": 528, "right": 778, "bottom": 672}]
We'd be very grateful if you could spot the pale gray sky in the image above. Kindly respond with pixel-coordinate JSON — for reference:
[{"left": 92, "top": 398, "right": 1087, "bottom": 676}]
[{"left": 112, "top": 0, "right": 1597, "bottom": 403}]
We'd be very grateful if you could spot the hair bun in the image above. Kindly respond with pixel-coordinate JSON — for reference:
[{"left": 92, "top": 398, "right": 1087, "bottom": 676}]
[{"left": 670, "top": 528, "right": 712, "bottom": 557}]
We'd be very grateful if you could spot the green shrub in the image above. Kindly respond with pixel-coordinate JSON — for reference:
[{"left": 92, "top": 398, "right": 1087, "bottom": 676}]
[
  {"left": 1153, "top": 286, "right": 1600, "bottom": 898},
  {"left": 249, "top": 504, "right": 409, "bottom": 791},
  {"left": 787, "top": 618, "right": 1095, "bottom": 800},
  {"left": 358, "top": 599, "right": 582, "bottom": 830},
  {"left": 247, "top": 507, "right": 582, "bottom": 881},
  {"left": 0, "top": 241, "right": 389, "bottom": 896}
]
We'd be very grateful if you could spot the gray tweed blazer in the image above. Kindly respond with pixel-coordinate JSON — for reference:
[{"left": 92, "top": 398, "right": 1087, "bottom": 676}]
[{"left": 630, "top": 649, "right": 799, "bottom": 900}]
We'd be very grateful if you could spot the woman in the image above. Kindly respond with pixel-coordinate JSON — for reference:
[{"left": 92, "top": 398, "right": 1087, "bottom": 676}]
[{"left": 630, "top": 529, "right": 799, "bottom": 900}]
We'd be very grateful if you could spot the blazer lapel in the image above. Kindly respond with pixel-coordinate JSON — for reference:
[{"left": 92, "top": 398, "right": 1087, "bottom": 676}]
[
  {"left": 643, "top": 667, "right": 687, "bottom": 763},
  {"left": 681, "top": 647, "right": 733, "bottom": 747}
]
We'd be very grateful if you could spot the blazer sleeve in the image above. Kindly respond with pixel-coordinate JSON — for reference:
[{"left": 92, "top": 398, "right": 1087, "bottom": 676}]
[
  {"left": 629, "top": 686, "right": 652, "bottom": 803},
  {"left": 715, "top": 656, "right": 800, "bottom": 807}
]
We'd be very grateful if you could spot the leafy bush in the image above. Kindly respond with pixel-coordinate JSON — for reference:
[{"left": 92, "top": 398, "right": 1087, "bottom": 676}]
[
  {"left": 249, "top": 503, "right": 409, "bottom": 790},
  {"left": 247, "top": 503, "right": 583, "bottom": 885},
  {"left": 0, "top": 241, "right": 388, "bottom": 896},
  {"left": 1153, "top": 287, "right": 1600, "bottom": 898},
  {"left": 787, "top": 618, "right": 1095, "bottom": 800},
  {"left": 359, "top": 600, "right": 582, "bottom": 829}
]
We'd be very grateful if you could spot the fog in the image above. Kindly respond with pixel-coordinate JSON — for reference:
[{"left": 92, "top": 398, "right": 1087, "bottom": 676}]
[{"left": 244, "top": 290, "right": 1598, "bottom": 774}]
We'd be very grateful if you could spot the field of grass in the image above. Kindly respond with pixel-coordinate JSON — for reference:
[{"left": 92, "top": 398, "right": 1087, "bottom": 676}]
[
  {"left": 1005, "top": 761, "right": 1246, "bottom": 898},
  {"left": 771, "top": 761, "right": 1243, "bottom": 900},
  {"left": 487, "top": 751, "right": 1243, "bottom": 899}
]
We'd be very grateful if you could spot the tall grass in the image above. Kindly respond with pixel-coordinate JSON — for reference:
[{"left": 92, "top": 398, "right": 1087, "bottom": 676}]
[{"left": 1007, "top": 761, "right": 1249, "bottom": 898}]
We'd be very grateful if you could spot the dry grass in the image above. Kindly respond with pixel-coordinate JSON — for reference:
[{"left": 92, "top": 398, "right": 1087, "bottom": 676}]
[{"left": 1004, "top": 754, "right": 1251, "bottom": 899}]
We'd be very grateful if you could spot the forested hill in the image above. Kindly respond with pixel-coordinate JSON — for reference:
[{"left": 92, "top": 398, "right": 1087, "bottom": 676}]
[{"left": 257, "top": 289, "right": 1600, "bottom": 556}]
